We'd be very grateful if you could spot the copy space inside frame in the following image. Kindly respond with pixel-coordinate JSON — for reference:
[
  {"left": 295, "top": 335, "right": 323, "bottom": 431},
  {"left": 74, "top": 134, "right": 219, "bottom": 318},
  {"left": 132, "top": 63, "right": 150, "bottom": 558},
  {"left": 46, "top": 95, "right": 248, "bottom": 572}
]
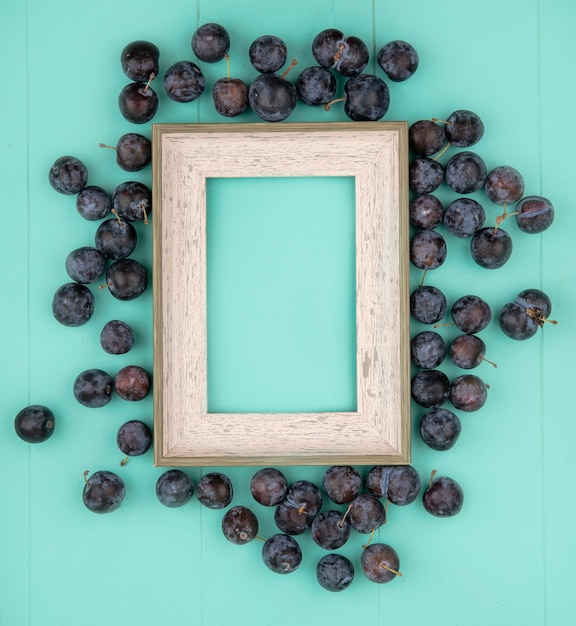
[{"left": 152, "top": 122, "right": 410, "bottom": 467}]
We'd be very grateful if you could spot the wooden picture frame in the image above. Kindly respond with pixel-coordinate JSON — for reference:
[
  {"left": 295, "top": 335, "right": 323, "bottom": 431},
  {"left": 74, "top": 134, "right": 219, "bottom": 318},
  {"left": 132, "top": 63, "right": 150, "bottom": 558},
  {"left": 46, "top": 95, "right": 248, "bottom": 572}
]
[{"left": 152, "top": 122, "right": 410, "bottom": 466}]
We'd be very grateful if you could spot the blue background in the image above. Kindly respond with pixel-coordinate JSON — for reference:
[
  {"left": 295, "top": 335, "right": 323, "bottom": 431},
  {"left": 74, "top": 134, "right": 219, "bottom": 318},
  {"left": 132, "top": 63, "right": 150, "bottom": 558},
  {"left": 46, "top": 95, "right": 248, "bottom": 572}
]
[{"left": 1, "top": 1, "right": 574, "bottom": 624}]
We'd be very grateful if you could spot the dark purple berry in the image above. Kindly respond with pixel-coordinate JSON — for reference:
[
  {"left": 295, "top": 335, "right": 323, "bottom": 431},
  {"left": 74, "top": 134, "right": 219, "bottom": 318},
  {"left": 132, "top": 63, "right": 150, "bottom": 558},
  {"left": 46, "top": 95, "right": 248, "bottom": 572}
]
[
  {"left": 419, "top": 408, "right": 462, "bottom": 451},
  {"left": 120, "top": 40, "right": 159, "bottom": 82},
  {"left": 100, "top": 320, "right": 134, "bottom": 355},
  {"left": 73, "top": 368, "right": 113, "bottom": 408},
  {"left": 52, "top": 282, "right": 94, "bottom": 327},
  {"left": 114, "top": 365, "right": 151, "bottom": 401},
  {"left": 423, "top": 474, "right": 463, "bottom": 517},
  {"left": 76, "top": 185, "right": 111, "bottom": 220},
  {"left": 222, "top": 506, "right": 259, "bottom": 544},
  {"left": 14, "top": 405, "right": 55, "bottom": 443},
  {"left": 316, "top": 554, "right": 354, "bottom": 592},
  {"left": 83, "top": 470, "right": 125, "bottom": 514},
  {"left": 411, "top": 369, "right": 450, "bottom": 408},
  {"left": 117, "top": 420, "right": 152, "bottom": 457},
  {"left": 156, "top": 469, "right": 194, "bottom": 508},
  {"left": 377, "top": 40, "right": 419, "bottom": 81},
  {"left": 49, "top": 156, "right": 88, "bottom": 195},
  {"left": 197, "top": 472, "right": 233, "bottom": 509},
  {"left": 191, "top": 23, "right": 230, "bottom": 63}
]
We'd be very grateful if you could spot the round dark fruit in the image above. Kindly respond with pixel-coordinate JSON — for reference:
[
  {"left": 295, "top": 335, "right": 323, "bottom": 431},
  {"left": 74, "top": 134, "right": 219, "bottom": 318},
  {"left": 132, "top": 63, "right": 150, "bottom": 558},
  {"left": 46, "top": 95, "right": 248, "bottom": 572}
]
[
  {"left": 470, "top": 227, "right": 513, "bottom": 269},
  {"left": 120, "top": 40, "right": 159, "bottom": 82},
  {"left": 156, "top": 469, "right": 194, "bottom": 508},
  {"left": 411, "top": 369, "right": 450, "bottom": 408},
  {"left": 343, "top": 73, "right": 390, "bottom": 121},
  {"left": 410, "top": 230, "right": 447, "bottom": 270},
  {"left": 52, "top": 282, "right": 94, "bottom": 327},
  {"left": 410, "top": 285, "right": 447, "bottom": 325},
  {"left": 250, "top": 467, "right": 288, "bottom": 506},
  {"left": 322, "top": 465, "right": 362, "bottom": 504},
  {"left": 366, "top": 465, "right": 421, "bottom": 505},
  {"left": 48, "top": 155, "right": 88, "bottom": 195},
  {"left": 164, "top": 60, "right": 206, "bottom": 102},
  {"left": 274, "top": 500, "right": 312, "bottom": 535},
  {"left": 444, "top": 150, "right": 487, "bottom": 194},
  {"left": 409, "top": 194, "right": 444, "bottom": 230},
  {"left": 197, "top": 472, "right": 233, "bottom": 509},
  {"left": 310, "top": 510, "right": 351, "bottom": 549},
  {"left": 444, "top": 197, "right": 485, "bottom": 237},
  {"left": 409, "top": 120, "right": 446, "bottom": 157},
  {"left": 449, "top": 334, "right": 494, "bottom": 369},
  {"left": 191, "top": 23, "right": 230, "bottom": 63},
  {"left": 248, "top": 73, "right": 297, "bottom": 122},
  {"left": 296, "top": 65, "right": 337, "bottom": 106},
  {"left": 411, "top": 331, "right": 446, "bottom": 369},
  {"left": 114, "top": 365, "right": 151, "bottom": 401},
  {"left": 100, "top": 320, "right": 134, "bottom": 355},
  {"left": 444, "top": 110, "right": 484, "bottom": 147},
  {"left": 222, "top": 505, "right": 259, "bottom": 545},
  {"left": 451, "top": 295, "right": 492, "bottom": 334},
  {"left": 262, "top": 533, "right": 302, "bottom": 574},
  {"left": 82, "top": 470, "right": 126, "bottom": 514},
  {"left": 347, "top": 494, "right": 386, "bottom": 533},
  {"left": 316, "top": 554, "right": 354, "bottom": 592},
  {"left": 312, "top": 29, "right": 369, "bottom": 76},
  {"left": 285, "top": 480, "right": 323, "bottom": 517},
  {"left": 212, "top": 78, "right": 249, "bottom": 117},
  {"left": 73, "top": 368, "right": 114, "bottom": 408},
  {"left": 65, "top": 246, "right": 105, "bottom": 284},
  {"left": 115, "top": 133, "right": 151, "bottom": 171},
  {"left": 422, "top": 474, "right": 464, "bottom": 517},
  {"left": 449, "top": 374, "right": 487, "bottom": 412},
  {"left": 409, "top": 157, "right": 444, "bottom": 194},
  {"left": 117, "top": 420, "right": 152, "bottom": 457},
  {"left": 118, "top": 82, "right": 158, "bottom": 124},
  {"left": 498, "top": 302, "right": 538, "bottom": 340},
  {"left": 377, "top": 40, "right": 419, "bottom": 81},
  {"left": 515, "top": 195, "right": 554, "bottom": 234},
  {"left": 76, "top": 185, "right": 111, "bottom": 221},
  {"left": 419, "top": 408, "right": 462, "bottom": 451},
  {"left": 515, "top": 288, "right": 553, "bottom": 321},
  {"left": 106, "top": 258, "right": 148, "bottom": 300},
  {"left": 361, "top": 543, "right": 401, "bottom": 583},
  {"left": 484, "top": 165, "right": 525, "bottom": 205},
  {"left": 249, "top": 35, "right": 287, "bottom": 73},
  {"left": 14, "top": 405, "right": 55, "bottom": 443},
  {"left": 95, "top": 219, "right": 138, "bottom": 260},
  {"left": 112, "top": 180, "right": 151, "bottom": 223}
]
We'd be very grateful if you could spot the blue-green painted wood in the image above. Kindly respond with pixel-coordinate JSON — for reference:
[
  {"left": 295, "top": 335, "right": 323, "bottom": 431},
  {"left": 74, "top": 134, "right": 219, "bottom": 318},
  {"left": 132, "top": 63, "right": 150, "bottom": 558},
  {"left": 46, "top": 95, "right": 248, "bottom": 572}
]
[{"left": 1, "top": 1, "right": 573, "bottom": 625}]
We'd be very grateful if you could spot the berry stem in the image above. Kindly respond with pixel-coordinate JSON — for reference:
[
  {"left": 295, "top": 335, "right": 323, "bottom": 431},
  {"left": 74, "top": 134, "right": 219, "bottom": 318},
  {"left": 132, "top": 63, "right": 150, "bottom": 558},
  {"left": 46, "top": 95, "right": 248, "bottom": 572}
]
[
  {"left": 111, "top": 208, "right": 124, "bottom": 225},
  {"left": 83, "top": 470, "right": 90, "bottom": 485},
  {"left": 361, "top": 527, "right": 376, "bottom": 549},
  {"left": 143, "top": 72, "right": 155, "bottom": 93},
  {"left": 339, "top": 502, "right": 353, "bottom": 528},
  {"left": 429, "top": 469, "right": 437, "bottom": 488},
  {"left": 324, "top": 96, "right": 346, "bottom": 112},
  {"left": 419, "top": 270, "right": 428, "bottom": 287},
  {"left": 99, "top": 143, "right": 116, "bottom": 151},
  {"left": 481, "top": 356, "right": 498, "bottom": 368},
  {"left": 225, "top": 53, "right": 231, "bottom": 79},
  {"left": 380, "top": 562, "right": 403, "bottom": 577},
  {"left": 432, "top": 142, "right": 451, "bottom": 161},
  {"left": 120, "top": 455, "right": 129, "bottom": 466},
  {"left": 431, "top": 117, "right": 448, "bottom": 125},
  {"left": 280, "top": 58, "right": 298, "bottom": 79}
]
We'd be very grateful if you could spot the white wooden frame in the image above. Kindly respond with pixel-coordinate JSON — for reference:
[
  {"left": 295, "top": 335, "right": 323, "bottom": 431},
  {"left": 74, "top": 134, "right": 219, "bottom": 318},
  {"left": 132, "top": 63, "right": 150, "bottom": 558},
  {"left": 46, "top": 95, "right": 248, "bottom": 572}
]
[{"left": 152, "top": 122, "right": 409, "bottom": 466}]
